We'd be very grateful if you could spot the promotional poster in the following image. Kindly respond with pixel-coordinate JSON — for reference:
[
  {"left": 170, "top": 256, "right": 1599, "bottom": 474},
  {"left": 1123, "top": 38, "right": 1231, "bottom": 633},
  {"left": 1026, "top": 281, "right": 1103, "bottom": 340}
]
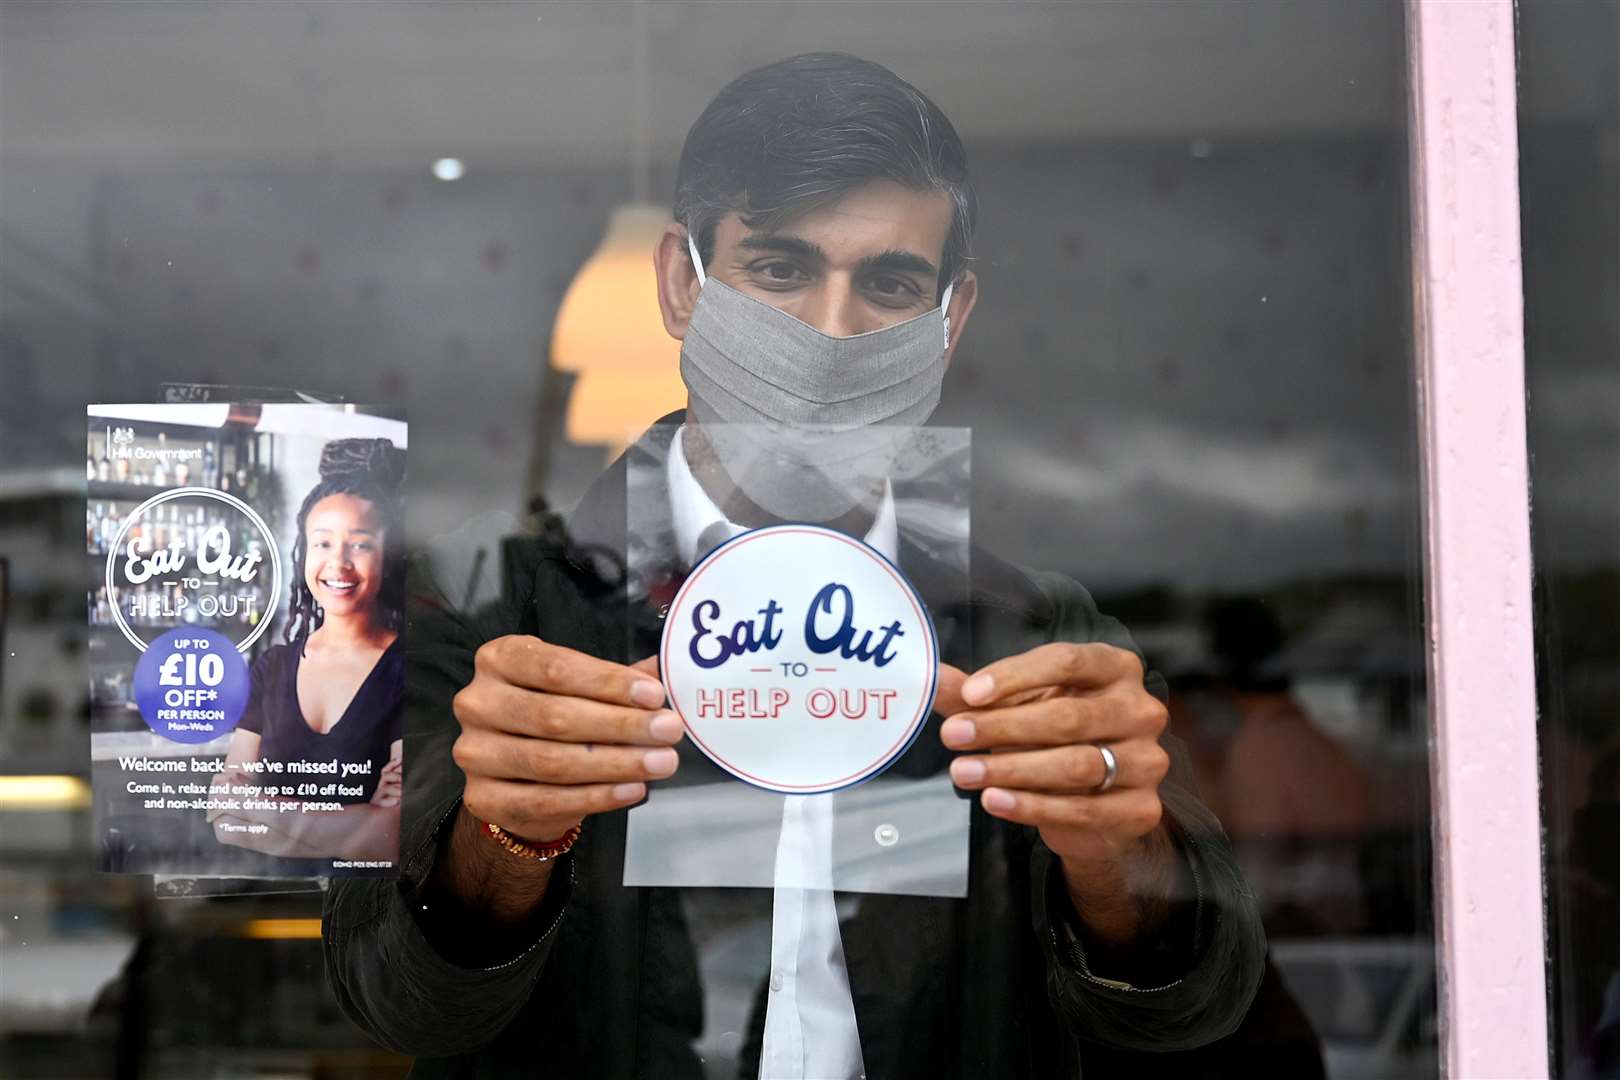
[{"left": 88, "top": 404, "right": 406, "bottom": 878}]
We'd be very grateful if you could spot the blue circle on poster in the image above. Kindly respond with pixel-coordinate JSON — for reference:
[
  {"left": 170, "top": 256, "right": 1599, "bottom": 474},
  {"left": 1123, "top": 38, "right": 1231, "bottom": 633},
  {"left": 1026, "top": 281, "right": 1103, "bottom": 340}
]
[{"left": 133, "top": 628, "right": 252, "bottom": 744}]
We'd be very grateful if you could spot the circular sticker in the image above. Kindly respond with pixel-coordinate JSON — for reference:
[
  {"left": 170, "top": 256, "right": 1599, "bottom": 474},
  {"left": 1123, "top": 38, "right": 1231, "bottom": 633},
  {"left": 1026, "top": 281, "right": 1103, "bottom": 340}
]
[
  {"left": 133, "top": 627, "right": 252, "bottom": 744},
  {"left": 660, "top": 525, "right": 938, "bottom": 794},
  {"left": 103, "top": 486, "right": 281, "bottom": 654}
]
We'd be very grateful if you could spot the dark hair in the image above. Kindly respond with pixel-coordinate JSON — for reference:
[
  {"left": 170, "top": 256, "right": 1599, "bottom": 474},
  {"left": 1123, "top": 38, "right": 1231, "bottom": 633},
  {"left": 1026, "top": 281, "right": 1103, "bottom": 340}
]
[
  {"left": 674, "top": 52, "right": 978, "bottom": 296},
  {"left": 284, "top": 437, "right": 406, "bottom": 644}
]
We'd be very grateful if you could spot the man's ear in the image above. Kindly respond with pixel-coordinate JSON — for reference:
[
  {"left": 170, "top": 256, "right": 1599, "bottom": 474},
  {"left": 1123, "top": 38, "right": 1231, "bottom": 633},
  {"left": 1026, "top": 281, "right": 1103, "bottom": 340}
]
[
  {"left": 942, "top": 270, "right": 979, "bottom": 369},
  {"left": 654, "top": 224, "right": 703, "bottom": 341}
]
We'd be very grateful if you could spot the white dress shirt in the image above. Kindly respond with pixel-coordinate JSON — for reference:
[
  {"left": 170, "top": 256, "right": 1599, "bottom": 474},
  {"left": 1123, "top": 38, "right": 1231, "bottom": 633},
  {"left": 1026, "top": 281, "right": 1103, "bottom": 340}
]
[{"left": 667, "top": 424, "right": 895, "bottom": 1080}]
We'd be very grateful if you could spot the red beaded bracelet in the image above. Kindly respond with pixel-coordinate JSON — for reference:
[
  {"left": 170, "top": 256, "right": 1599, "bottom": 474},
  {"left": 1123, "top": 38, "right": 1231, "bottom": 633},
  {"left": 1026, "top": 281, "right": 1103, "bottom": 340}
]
[{"left": 480, "top": 819, "right": 582, "bottom": 861}]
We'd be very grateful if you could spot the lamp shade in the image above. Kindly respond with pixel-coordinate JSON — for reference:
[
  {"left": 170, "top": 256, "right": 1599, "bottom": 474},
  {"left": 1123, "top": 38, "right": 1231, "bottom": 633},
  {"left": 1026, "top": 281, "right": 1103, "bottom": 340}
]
[
  {"left": 563, "top": 368, "right": 689, "bottom": 448},
  {"left": 551, "top": 204, "right": 687, "bottom": 449}
]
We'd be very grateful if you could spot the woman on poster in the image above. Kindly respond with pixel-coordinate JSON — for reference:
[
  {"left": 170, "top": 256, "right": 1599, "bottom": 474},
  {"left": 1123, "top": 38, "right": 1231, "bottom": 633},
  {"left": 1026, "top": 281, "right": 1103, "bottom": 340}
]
[{"left": 208, "top": 437, "right": 405, "bottom": 867}]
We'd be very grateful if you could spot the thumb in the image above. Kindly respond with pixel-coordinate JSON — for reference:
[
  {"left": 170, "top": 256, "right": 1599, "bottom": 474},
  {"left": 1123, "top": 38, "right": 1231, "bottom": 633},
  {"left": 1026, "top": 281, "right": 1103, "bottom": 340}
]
[
  {"left": 630, "top": 654, "right": 661, "bottom": 679},
  {"left": 933, "top": 662, "right": 970, "bottom": 718}
]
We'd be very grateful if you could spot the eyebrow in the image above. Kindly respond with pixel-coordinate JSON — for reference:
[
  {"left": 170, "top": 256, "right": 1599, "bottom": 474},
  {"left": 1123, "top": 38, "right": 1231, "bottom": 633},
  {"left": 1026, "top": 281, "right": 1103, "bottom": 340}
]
[
  {"left": 858, "top": 248, "right": 939, "bottom": 280},
  {"left": 737, "top": 233, "right": 824, "bottom": 261},
  {"left": 737, "top": 233, "right": 938, "bottom": 281}
]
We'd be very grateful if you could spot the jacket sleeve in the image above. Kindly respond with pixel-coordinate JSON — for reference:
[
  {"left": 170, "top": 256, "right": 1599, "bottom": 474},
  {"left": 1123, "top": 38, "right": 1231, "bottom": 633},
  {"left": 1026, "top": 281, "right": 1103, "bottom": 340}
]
[
  {"left": 1024, "top": 568, "right": 1267, "bottom": 1051},
  {"left": 321, "top": 546, "right": 575, "bottom": 1058}
]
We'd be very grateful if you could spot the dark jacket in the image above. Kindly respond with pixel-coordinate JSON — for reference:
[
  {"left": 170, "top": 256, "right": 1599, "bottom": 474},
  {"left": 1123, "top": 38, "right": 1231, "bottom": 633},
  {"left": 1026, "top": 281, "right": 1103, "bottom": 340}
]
[{"left": 323, "top": 418, "right": 1266, "bottom": 1078}]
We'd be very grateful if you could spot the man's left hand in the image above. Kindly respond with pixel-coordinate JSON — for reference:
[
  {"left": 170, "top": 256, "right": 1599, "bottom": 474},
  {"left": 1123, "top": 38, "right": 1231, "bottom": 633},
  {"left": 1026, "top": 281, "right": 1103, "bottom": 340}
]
[{"left": 937, "top": 643, "right": 1175, "bottom": 944}]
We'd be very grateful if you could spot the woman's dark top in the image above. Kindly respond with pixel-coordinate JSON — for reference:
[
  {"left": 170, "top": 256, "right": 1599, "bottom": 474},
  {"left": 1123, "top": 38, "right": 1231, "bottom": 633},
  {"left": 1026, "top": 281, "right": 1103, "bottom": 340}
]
[{"left": 239, "top": 637, "right": 404, "bottom": 804}]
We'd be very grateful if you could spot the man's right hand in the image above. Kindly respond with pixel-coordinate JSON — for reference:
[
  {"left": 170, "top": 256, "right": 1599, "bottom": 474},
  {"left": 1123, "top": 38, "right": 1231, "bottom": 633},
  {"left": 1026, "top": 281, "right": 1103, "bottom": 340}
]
[
  {"left": 450, "top": 635, "right": 682, "bottom": 845},
  {"left": 420, "top": 637, "right": 681, "bottom": 953}
]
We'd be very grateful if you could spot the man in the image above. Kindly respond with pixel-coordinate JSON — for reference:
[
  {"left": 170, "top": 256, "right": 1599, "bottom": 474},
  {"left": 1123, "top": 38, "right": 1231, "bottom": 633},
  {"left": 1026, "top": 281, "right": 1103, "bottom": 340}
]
[{"left": 324, "top": 53, "right": 1266, "bottom": 1078}]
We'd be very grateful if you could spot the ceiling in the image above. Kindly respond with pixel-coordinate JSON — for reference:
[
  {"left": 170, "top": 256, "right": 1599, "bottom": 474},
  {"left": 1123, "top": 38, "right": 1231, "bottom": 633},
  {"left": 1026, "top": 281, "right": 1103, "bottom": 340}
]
[{"left": 1, "top": 0, "right": 1413, "bottom": 172}]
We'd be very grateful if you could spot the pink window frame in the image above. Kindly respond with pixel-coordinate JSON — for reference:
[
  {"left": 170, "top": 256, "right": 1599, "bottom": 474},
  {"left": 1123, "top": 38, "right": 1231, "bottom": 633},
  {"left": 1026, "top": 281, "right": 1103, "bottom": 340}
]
[{"left": 1405, "top": 2, "right": 1549, "bottom": 1076}]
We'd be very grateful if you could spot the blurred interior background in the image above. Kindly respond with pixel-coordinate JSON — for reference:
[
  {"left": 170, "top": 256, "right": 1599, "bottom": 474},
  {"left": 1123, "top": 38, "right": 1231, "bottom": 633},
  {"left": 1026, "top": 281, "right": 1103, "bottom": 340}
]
[{"left": 0, "top": 3, "right": 1612, "bottom": 1078}]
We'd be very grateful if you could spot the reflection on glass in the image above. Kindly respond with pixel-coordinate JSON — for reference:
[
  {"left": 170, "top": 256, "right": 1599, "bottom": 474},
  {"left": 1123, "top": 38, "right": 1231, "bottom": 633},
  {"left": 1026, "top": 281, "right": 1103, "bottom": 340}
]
[
  {"left": 1519, "top": 4, "right": 1620, "bottom": 1078},
  {"left": 0, "top": 3, "right": 1432, "bottom": 1077}
]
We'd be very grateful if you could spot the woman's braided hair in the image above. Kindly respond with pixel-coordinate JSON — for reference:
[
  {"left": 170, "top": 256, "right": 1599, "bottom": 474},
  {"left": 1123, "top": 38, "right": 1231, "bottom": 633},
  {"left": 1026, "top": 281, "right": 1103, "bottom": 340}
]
[{"left": 283, "top": 437, "right": 405, "bottom": 645}]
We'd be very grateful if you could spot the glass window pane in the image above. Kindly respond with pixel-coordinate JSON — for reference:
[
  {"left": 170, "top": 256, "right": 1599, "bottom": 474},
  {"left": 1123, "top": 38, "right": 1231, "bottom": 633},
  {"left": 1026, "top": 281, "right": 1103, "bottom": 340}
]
[
  {"left": 1517, "top": 4, "right": 1620, "bottom": 1077},
  {"left": 0, "top": 3, "right": 1434, "bottom": 1077}
]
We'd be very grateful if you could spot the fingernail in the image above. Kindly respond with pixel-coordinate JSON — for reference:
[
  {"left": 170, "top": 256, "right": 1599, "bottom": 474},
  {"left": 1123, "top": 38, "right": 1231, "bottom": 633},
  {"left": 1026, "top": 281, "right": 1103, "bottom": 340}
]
[
  {"left": 649, "top": 711, "right": 683, "bottom": 742},
  {"left": 643, "top": 748, "right": 678, "bottom": 777},
  {"left": 962, "top": 674, "right": 995, "bottom": 704},
  {"left": 983, "top": 788, "right": 1016, "bottom": 813},
  {"left": 951, "top": 758, "right": 986, "bottom": 784},
  {"left": 631, "top": 680, "right": 667, "bottom": 708},
  {"left": 613, "top": 782, "right": 647, "bottom": 801},
  {"left": 940, "top": 718, "right": 976, "bottom": 748}
]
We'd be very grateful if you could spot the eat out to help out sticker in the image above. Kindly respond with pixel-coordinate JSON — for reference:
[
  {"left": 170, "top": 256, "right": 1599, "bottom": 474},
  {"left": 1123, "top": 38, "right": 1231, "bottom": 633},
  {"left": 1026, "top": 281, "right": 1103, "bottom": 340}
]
[{"left": 659, "top": 525, "right": 938, "bottom": 795}]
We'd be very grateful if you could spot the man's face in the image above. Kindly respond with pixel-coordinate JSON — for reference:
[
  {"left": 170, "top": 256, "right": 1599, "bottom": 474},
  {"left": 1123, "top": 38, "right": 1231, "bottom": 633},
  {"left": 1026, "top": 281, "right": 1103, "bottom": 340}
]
[
  {"left": 687, "top": 180, "right": 957, "bottom": 338},
  {"left": 653, "top": 176, "right": 979, "bottom": 526}
]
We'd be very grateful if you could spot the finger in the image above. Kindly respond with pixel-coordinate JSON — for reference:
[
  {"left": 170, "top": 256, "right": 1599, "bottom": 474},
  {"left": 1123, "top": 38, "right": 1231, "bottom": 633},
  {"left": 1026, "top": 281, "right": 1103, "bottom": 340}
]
[
  {"left": 475, "top": 681, "right": 684, "bottom": 745},
  {"left": 977, "top": 785, "right": 1163, "bottom": 837},
  {"left": 465, "top": 777, "right": 649, "bottom": 836},
  {"left": 629, "top": 654, "right": 662, "bottom": 681},
  {"left": 939, "top": 694, "right": 1146, "bottom": 750},
  {"left": 478, "top": 635, "right": 666, "bottom": 709},
  {"left": 455, "top": 730, "right": 681, "bottom": 785},
  {"left": 934, "top": 664, "right": 1044, "bottom": 717},
  {"left": 374, "top": 793, "right": 401, "bottom": 808},
  {"left": 932, "top": 663, "right": 970, "bottom": 717},
  {"left": 949, "top": 740, "right": 1169, "bottom": 793},
  {"left": 960, "top": 642, "right": 1142, "bottom": 707}
]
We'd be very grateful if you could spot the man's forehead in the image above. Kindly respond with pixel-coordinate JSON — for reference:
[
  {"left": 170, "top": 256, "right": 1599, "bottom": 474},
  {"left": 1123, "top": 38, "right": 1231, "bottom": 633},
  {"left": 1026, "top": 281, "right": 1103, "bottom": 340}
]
[{"left": 720, "top": 182, "right": 953, "bottom": 261}]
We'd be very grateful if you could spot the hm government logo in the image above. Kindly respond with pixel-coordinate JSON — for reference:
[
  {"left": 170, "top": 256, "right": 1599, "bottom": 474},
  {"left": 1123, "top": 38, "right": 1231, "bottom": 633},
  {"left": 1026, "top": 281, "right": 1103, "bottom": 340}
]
[{"left": 660, "top": 525, "right": 938, "bottom": 795}]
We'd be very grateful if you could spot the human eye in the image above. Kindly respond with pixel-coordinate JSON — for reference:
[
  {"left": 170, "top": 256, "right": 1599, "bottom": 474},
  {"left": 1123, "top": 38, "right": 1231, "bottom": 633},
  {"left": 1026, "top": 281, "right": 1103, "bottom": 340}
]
[
  {"left": 747, "top": 259, "right": 809, "bottom": 289},
  {"left": 865, "top": 274, "right": 925, "bottom": 307}
]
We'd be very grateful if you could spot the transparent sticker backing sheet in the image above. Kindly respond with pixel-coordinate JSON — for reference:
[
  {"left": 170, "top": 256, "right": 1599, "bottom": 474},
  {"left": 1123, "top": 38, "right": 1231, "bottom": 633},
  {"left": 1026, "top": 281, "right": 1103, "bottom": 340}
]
[{"left": 622, "top": 422, "right": 972, "bottom": 898}]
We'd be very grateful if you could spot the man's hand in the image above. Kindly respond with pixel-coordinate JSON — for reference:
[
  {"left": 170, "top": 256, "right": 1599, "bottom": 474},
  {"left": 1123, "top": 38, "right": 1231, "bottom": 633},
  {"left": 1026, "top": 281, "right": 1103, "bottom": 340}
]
[
  {"left": 418, "top": 637, "right": 682, "bottom": 951},
  {"left": 937, "top": 642, "right": 1177, "bottom": 948},
  {"left": 450, "top": 636, "right": 683, "bottom": 846}
]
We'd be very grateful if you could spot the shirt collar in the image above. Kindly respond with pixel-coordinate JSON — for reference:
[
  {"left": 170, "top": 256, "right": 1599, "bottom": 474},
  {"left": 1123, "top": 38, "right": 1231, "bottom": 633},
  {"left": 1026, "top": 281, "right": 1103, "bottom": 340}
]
[{"left": 666, "top": 424, "right": 899, "bottom": 568}]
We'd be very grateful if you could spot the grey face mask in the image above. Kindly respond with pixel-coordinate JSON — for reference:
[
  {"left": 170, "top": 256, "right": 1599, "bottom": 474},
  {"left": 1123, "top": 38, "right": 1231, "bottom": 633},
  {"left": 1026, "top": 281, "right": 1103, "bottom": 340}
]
[{"left": 680, "top": 232, "right": 953, "bottom": 520}]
